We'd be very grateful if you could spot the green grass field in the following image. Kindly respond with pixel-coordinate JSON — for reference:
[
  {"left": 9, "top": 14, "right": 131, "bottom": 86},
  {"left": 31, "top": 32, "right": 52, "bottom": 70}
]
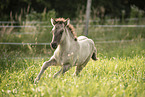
[
  {"left": 0, "top": 55, "right": 144, "bottom": 97},
  {"left": 0, "top": 18, "right": 145, "bottom": 96}
]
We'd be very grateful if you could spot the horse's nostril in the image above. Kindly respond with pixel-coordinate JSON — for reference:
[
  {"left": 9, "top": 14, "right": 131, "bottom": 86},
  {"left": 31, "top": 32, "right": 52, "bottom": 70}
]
[{"left": 51, "top": 43, "right": 57, "bottom": 49}]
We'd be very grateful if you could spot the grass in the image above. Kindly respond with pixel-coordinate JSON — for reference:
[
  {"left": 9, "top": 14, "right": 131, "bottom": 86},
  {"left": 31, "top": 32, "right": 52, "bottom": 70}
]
[{"left": 0, "top": 55, "right": 144, "bottom": 97}]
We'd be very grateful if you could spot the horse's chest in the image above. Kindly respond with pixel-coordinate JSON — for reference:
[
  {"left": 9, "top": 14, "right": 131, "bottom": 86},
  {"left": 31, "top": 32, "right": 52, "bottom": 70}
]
[{"left": 55, "top": 50, "right": 76, "bottom": 65}]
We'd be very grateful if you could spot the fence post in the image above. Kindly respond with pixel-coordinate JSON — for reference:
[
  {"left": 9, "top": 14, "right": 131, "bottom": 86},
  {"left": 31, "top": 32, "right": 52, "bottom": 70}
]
[{"left": 84, "top": 0, "right": 92, "bottom": 36}]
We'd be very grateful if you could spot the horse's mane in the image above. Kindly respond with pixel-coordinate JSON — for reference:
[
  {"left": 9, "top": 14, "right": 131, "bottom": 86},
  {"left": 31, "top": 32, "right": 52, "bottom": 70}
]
[{"left": 55, "top": 18, "right": 77, "bottom": 41}]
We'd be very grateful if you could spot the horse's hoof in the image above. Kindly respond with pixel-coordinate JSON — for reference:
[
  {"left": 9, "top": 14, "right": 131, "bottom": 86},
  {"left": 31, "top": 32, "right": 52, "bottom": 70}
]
[
  {"left": 96, "top": 58, "right": 99, "bottom": 60},
  {"left": 34, "top": 78, "right": 39, "bottom": 84}
]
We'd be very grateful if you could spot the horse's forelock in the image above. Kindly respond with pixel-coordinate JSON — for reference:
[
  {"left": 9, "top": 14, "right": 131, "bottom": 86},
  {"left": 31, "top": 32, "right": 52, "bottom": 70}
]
[
  {"left": 55, "top": 18, "right": 66, "bottom": 23},
  {"left": 54, "top": 18, "right": 77, "bottom": 41}
]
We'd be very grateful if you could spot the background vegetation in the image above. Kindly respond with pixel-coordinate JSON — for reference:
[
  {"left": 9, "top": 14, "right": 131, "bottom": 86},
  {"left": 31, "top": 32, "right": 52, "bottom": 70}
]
[{"left": 0, "top": 0, "right": 145, "bottom": 20}]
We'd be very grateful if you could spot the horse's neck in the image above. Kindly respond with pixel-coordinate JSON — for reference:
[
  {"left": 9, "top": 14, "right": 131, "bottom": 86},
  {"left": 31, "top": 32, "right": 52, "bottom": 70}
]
[{"left": 60, "top": 28, "right": 76, "bottom": 50}]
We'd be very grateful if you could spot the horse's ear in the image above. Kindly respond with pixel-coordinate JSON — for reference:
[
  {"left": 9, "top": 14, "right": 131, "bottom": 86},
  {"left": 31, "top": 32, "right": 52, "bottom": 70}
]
[
  {"left": 51, "top": 18, "right": 56, "bottom": 26},
  {"left": 65, "top": 18, "right": 70, "bottom": 26}
]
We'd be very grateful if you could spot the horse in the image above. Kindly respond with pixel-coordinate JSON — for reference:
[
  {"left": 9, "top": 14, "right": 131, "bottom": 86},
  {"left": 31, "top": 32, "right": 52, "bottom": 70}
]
[{"left": 34, "top": 18, "right": 98, "bottom": 83}]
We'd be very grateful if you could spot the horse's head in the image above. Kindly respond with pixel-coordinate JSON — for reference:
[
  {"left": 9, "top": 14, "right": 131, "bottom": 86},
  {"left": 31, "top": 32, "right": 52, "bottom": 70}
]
[{"left": 50, "top": 18, "right": 70, "bottom": 49}]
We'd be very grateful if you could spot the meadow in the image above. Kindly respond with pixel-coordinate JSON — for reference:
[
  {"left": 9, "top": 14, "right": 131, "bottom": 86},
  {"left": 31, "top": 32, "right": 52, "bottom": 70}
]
[
  {"left": 0, "top": 16, "right": 145, "bottom": 96},
  {"left": 0, "top": 55, "right": 144, "bottom": 97}
]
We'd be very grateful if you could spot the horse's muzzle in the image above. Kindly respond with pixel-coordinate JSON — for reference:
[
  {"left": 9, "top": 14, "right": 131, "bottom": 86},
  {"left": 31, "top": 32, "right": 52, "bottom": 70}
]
[{"left": 50, "top": 42, "right": 57, "bottom": 49}]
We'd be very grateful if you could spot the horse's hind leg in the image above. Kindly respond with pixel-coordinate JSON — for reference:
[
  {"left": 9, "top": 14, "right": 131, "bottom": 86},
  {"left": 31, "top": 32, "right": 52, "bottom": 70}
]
[
  {"left": 34, "top": 57, "right": 57, "bottom": 83},
  {"left": 75, "top": 65, "right": 84, "bottom": 76},
  {"left": 75, "top": 62, "right": 89, "bottom": 76},
  {"left": 75, "top": 57, "right": 91, "bottom": 76},
  {"left": 53, "top": 64, "right": 71, "bottom": 78}
]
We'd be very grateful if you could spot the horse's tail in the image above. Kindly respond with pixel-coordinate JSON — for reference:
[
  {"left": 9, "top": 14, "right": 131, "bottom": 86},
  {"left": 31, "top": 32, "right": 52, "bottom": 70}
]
[{"left": 91, "top": 47, "right": 98, "bottom": 61}]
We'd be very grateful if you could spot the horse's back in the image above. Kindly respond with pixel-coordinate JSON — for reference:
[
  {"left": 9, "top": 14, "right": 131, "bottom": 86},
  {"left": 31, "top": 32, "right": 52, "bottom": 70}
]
[
  {"left": 78, "top": 36, "right": 95, "bottom": 47},
  {"left": 77, "top": 36, "right": 88, "bottom": 41}
]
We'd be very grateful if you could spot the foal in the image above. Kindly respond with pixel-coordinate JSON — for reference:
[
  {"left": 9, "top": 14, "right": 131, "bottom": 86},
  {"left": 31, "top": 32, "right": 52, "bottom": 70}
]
[{"left": 34, "top": 18, "right": 98, "bottom": 83}]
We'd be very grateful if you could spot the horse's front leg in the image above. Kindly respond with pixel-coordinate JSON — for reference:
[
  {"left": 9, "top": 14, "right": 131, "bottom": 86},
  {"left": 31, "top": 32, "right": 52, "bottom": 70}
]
[{"left": 34, "top": 57, "right": 57, "bottom": 83}]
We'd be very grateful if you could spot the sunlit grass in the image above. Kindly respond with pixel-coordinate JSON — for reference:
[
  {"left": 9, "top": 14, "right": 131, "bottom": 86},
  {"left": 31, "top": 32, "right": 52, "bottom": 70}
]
[{"left": 0, "top": 55, "right": 144, "bottom": 96}]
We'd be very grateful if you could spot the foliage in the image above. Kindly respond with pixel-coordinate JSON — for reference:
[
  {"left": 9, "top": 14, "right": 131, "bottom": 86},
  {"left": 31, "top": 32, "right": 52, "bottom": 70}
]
[
  {"left": 0, "top": 0, "right": 145, "bottom": 20},
  {"left": 130, "top": 6, "right": 145, "bottom": 19},
  {"left": 25, "top": 9, "right": 55, "bottom": 22}
]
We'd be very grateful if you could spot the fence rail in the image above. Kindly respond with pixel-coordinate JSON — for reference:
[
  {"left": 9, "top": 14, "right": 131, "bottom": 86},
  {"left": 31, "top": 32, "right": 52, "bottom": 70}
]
[
  {"left": 0, "top": 39, "right": 144, "bottom": 45},
  {"left": 0, "top": 42, "right": 50, "bottom": 45},
  {"left": 91, "top": 25, "right": 145, "bottom": 27},
  {"left": 0, "top": 18, "right": 141, "bottom": 24},
  {"left": 0, "top": 21, "right": 50, "bottom": 24},
  {"left": 0, "top": 25, "right": 52, "bottom": 28},
  {"left": 1, "top": 25, "right": 145, "bottom": 28}
]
